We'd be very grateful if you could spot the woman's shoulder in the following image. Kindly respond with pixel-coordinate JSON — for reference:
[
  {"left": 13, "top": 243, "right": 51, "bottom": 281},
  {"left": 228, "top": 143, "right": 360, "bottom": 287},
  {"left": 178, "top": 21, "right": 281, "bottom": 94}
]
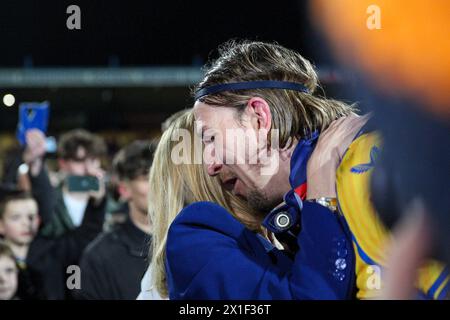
[
  {"left": 136, "top": 266, "right": 166, "bottom": 300},
  {"left": 170, "top": 201, "right": 245, "bottom": 235},
  {"left": 176, "top": 201, "right": 230, "bottom": 218},
  {"left": 167, "top": 202, "right": 251, "bottom": 258}
]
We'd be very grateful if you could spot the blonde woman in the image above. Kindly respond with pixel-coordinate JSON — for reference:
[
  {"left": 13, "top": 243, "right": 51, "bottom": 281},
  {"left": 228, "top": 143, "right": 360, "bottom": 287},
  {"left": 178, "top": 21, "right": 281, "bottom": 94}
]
[{"left": 146, "top": 110, "right": 350, "bottom": 300}]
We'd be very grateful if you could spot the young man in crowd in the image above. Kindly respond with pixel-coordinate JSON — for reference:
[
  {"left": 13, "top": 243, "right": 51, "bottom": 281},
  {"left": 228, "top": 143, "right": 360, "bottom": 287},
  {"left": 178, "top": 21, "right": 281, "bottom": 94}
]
[
  {"left": 74, "top": 140, "right": 157, "bottom": 300},
  {"left": 39, "top": 129, "right": 107, "bottom": 238}
]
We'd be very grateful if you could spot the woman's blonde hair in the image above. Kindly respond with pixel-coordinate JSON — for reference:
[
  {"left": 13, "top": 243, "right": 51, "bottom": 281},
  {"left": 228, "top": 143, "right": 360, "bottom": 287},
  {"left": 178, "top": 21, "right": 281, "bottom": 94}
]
[
  {"left": 149, "top": 109, "right": 263, "bottom": 298},
  {"left": 194, "top": 40, "right": 357, "bottom": 148}
]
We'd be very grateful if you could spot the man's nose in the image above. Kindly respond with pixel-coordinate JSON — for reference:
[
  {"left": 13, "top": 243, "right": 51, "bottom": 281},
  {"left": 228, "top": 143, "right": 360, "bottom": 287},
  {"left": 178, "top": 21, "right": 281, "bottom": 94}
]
[{"left": 207, "top": 163, "right": 223, "bottom": 176}]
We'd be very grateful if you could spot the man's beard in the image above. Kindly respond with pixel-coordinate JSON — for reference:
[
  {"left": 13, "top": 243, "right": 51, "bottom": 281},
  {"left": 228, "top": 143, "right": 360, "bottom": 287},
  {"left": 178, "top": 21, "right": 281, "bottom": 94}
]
[{"left": 247, "top": 188, "right": 281, "bottom": 217}]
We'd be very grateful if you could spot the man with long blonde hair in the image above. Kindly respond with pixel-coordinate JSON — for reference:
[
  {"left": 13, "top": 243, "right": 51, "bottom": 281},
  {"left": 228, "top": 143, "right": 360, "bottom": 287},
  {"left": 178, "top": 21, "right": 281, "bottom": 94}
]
[
  {"left": 193, "top": 40, "right": 359, "bottom": 299},
  {"left": 193, "top": 40, "right": 448, "bottom": 299}
]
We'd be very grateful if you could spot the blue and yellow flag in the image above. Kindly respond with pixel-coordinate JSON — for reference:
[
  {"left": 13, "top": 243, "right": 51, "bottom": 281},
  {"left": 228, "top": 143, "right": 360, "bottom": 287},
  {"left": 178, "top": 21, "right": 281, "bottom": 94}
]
[{"left": 336, "top": 132, "right": 449, "bottom": 299}]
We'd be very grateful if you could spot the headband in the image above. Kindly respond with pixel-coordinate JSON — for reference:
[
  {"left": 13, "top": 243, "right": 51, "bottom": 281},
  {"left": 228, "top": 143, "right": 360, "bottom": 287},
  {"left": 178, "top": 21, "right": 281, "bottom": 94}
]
[{"left": 194, "top": 80, "right": 309, "bottom": 101}]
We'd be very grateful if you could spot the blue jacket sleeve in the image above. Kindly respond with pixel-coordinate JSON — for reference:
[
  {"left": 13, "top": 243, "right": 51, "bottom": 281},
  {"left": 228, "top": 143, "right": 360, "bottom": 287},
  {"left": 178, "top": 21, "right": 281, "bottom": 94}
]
[{"left": 165, "top": 201, "right": 354, "bottom": 300}]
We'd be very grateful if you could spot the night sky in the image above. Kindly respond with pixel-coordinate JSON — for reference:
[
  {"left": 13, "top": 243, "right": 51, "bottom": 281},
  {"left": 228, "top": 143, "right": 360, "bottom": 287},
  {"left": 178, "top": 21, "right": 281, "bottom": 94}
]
[
  {"left": 0, "top": 0, "right": 342, "bottom": 132},
  {"left": 0, "top": 0, "right": 331, "bottom": 67}
]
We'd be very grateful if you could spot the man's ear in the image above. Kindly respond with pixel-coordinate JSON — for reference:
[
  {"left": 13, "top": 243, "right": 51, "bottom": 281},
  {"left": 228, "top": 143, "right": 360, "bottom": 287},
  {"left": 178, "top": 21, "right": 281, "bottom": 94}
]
[
  {"left": 247, "top": 97, "right": 272, "bottom": 131},
  {"left": 117, "top": 182, "right": 131, "bottom": 201}
]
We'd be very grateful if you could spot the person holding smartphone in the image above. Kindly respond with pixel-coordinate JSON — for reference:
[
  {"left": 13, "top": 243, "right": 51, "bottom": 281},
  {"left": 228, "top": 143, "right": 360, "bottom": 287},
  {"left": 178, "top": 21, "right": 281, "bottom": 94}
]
[{"left": 37, "top": 129, "right": 107, "bottom": 238}]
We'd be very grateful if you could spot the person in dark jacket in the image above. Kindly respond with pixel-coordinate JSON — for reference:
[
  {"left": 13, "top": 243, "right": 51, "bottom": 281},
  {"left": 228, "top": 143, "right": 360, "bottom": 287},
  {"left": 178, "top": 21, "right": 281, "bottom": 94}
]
[
  {"left": 73, "top": 140, "right": 157, "bottom": 300},
  {"left": 27, "top": 195, "right": 107, "bottom": 299},
  {"left": 39, "top": 128, "right": 107, "bottom": 238}
]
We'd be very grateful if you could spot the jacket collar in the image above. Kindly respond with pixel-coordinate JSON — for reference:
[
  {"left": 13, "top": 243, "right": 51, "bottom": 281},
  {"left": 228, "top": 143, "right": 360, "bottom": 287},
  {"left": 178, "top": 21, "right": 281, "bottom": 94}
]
[
  {"left": 289, "top": 132, "right": 319, "bottom": 195},
  {"left": 117, "top": 217, "right": 151, "bottom": 258}
]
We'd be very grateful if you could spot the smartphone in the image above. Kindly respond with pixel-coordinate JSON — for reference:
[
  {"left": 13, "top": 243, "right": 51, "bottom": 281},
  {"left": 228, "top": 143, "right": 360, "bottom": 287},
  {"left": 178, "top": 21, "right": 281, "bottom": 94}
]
[
  {"left": 66, "top": 175, "right": 100, "bottom": 192},
  {"left": 45, "top": 136, "right": 57, "bottom": 153},
  {"left": 16, "top": 102, "right": 50, "bottom": 146}
]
